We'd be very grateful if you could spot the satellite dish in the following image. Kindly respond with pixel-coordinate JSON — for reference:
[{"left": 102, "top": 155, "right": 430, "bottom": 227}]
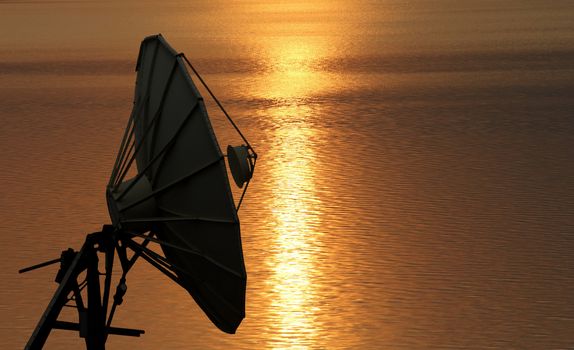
[{"left": 19, "top": 34, "right": 257, "bottom": 349}]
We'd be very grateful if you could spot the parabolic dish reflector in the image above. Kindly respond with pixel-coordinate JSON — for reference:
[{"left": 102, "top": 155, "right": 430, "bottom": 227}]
[{"left": 106, "top": 34, "right": 247, "bottom": 334}]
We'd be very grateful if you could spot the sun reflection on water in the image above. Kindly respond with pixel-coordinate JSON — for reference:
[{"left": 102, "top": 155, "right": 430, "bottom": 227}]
[
  {"left": 254, "top": 38, "right": 333, "bottom": 100},
  {"left": 262, "top": 36, "right": 328, "bottom": 348},
  {"left": 267, "top": 121, "right": 324, "bottom": 349}
]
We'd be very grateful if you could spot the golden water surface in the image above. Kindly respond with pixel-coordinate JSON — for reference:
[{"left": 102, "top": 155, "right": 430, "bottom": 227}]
[{"left": 1, "top": 1, "right": 573, "bottom": 349}]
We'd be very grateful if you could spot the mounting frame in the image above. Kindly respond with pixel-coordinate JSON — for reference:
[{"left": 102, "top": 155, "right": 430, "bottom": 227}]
[{"left": 20, "top": 225, "right": 186, "bottom": 350}]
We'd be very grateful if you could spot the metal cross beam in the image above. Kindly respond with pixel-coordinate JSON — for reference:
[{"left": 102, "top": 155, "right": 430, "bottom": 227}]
[{"left": 22, "top": 227, "right": 145, "bottom": 350}]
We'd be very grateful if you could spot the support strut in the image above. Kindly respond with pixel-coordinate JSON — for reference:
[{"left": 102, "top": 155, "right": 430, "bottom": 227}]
[{"left": 22, "top": 226, "right": 144, "bottom": 350}]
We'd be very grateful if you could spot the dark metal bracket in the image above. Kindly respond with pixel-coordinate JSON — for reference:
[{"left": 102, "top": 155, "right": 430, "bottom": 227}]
[{"left": 20, "top": 226, "right": 146, "bottom": 350}]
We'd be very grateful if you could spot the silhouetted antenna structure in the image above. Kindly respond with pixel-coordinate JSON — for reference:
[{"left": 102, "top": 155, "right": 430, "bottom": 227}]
[
  {"left": 20, "top": 34, "right": 257, "bottom": 349},
  {"left": 180, "top": 54, "right": 257, "bottom": 210}
]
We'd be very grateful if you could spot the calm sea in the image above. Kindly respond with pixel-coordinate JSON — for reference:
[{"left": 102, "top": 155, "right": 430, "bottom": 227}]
[{"left": 1, "top": 0, "right": 573, "bottom": 349}]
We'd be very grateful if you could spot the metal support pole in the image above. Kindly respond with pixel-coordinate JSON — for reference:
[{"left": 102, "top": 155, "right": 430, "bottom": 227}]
[
  {"left": 25, "top": 244, "right": 86, "bottom": 350},
  {"left": 23, "top": 228, "right": 144, "bottom": 350},
  {"left": 85, "top": 244, "right": 105, "bottom": 350}
]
